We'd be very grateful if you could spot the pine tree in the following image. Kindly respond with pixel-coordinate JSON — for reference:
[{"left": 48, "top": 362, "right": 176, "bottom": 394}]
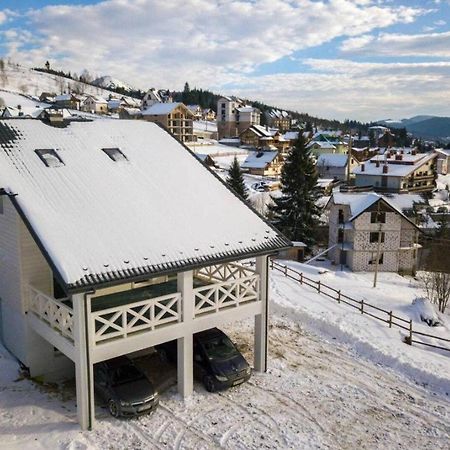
[
  {"left": 270, "top": 134, "right": 319, "bottom": 247},
  {"left": 226, "top": 156, "right": 248, "bottom": 200}
]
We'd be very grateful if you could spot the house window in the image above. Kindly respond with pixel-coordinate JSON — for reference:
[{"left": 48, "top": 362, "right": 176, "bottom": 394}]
[
  {"left": 369, "top": 232, "right": 384, "bottom": 243},
  {"left": 370, "top": 211, "right": 386, "bottom": 223},
  {"left": 102, "top": 147, "right": 128, "bottom": 162},
  {"left": 368, "top": 252, "right": 384, "bottom": 265},
  {"left": 35, "top": 149, "right": 65, "bottom": 168}
]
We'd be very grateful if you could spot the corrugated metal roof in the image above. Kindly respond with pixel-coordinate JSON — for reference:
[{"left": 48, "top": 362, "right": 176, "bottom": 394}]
[{"left": 0, "top": 119, "right": 290, "bottom": 292}]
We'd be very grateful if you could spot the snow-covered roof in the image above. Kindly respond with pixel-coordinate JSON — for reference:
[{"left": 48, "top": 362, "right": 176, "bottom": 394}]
[
  {"left": 307, "top": 141, "right": 336, "bottom": 150},
  {"left": 317, "top": 154, "right": 348, "bottom": 167},
  {"left": 353, "top": 152, "right": 436, "bottom": 177},
  {"left": 331, "top": 192, "right": 421, "bottom": 226},
  {"left": 236, "top": 106, "right": 258, "bottom": 113},
  {"left": 241, "top": 151, "right": 279, "bottom": 169},
  {"left": 141, "top": 102, "right": 191, "bottom": 116},
  {"left": 0, "top": 119, "right": 289, "bottom": 291}
]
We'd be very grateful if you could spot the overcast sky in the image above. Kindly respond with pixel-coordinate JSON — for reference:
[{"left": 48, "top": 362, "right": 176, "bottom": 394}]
[{"left": 1, "top": 0, "right": 450, "bottom": 121}]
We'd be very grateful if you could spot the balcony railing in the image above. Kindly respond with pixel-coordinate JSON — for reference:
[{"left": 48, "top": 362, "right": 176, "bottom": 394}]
[
  {"left": 29, "top": 286, "right": 74, "bottom": 340},
  {"left": 193, "top": 263, "right": 259, "bottom": 317},
  {"left": 91, "top": 292, "right": 181, "bottom": 344}
]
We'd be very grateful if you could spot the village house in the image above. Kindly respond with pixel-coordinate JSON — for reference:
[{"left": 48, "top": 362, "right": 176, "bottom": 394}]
[
  {"left": 241, "top": 150, "right": 283, "bottom": 176},
  {"left": 327, "top": 192, "right": 420, "bottom": 274},
  {"left": 352, "top": 149, "right": 437, "bottom": 194},
  {"left": 53, "top": 93, "right": 81, "bottom": 110},
  {"left": 0, "top": 117, "right": 290, "bottom": 430},
  {"left": 316, "top": 153, "right": 358, "bottom": 182},
  {"left": 240, "top": 125, "right": 290, "bottom": 153},
  {"left": 82, "top": 95, "right": 108, "bottom": 114},
  {"left": 186, "top": 105, "right": 203, "bottom": 120},
  {"left": 217, "top": 97, "right": 260, "bottom": 139},
  {"left": 39, "top": 92, "right": 56, "bottom": 103},
  {"left": 264, "top": 109, "right": 291, "bottom": 132},
  {"left": 435, "top": 148, "right": 450, "bottom": 175},
  {"left": 202, "top": 108, "right": 216, "bottom": 121},
  {"left": 141, "top": 88, "right": 172, "bottom": 109},
  {"left": 141, "top": 102, "right": 195, "bottom": 142}
]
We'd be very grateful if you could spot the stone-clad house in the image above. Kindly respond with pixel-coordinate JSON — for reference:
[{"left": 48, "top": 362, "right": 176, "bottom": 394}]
[{"left": 327, "top": 192, "right": 420, "bottom": 274}]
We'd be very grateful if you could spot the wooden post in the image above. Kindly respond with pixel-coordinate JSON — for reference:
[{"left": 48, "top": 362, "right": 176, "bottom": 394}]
[
  {"left": 317, "top": 280, "right": 321, "bottom": 294},
  {"left": 337, "top": 290, "right": 341, "bottom": 304},
  {"left": 300, "top": 273, "right": 303, "bottom": 284},
  {"left": 255, "top": 256, "right": 269, "bottom": 372},
  {"left": 360, "top": 300, "right": 364, "bottom": 314},
  {"left": 284, "top": 265, "right": 287, "bottom": 276},
  {"left": 388, "top": 311, "right": 393, "bottom": 328},
  {"left": 409, "top": 320, "right": 413, "bottom": 345}
]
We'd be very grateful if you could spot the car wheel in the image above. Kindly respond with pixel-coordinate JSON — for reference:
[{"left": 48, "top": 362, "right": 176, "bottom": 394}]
[
  {"left": 108, "top": 399, "right": 120, "bottom": 418},
  {"left": 203, "top": 375, "right": 216, "bottom": 393}
]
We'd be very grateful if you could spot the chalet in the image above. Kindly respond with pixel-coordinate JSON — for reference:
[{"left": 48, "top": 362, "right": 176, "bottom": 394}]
[
  {"left": 353, "top": 150, "right": 437, "bottom": 194},
  {"left": 202, "top": 108, "right": 216, "bottom": 121},
  {"left": 264, "top": 109, "right": 291, "bottom": 132},
  {"left": 0, "top": 118, "right": 290, "bottom": 430},
  {"left": 82, "top": 95, "right": 108, "bottom": 114},
  {"left": 316, "top": 153, "right": 358, "bottom": 181},
  {"left": 39, "top": 92, "right": 56, "bottom": 103},
  {"left": 240, "top": 125, "right": 290, "bottom": 153},
  {"left": 53, "top": 93, "right": 81, "bottom": 110},
  {"left": 241, "top": 150, "right": 283, "bottom": 176},
  {"left": 327, "top": 192, "right": 420, "bottom": 274},
  {"left": 186, "top": 105, "right": 202, "bottom": 120},
  {"left": 141, "top": 102, "right": 194, "bottom": 142},
  {"left": 435, "top": 148, "right": 450, "bottom": 175},
  {"left": 194, "top": 153, "right": 218, "bottom": 168},
  {"left": 141, "top": 88, "right": 173, "bottom": 109}
]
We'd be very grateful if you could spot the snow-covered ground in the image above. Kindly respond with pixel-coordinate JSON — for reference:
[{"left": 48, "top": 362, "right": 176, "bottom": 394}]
[{"left": 1, "top": 267, "right": 449, "bottom": 449}]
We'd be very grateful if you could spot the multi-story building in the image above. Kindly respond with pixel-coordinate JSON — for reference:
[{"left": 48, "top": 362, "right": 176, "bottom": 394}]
[
  {"left": 327, "top": 192, "right": 420, "bottom": 274},
  {"left": 141, "top": 102, "right": 195, "bottom": 142},
  {"left": 352, "top": 149, "right": 437, "bottom": 193},
  {"left": 264, "top": 109, "right": 291, "bottom": 132},
  {"left": 217, "top": 97, "right": 260, "bottom": 139}
]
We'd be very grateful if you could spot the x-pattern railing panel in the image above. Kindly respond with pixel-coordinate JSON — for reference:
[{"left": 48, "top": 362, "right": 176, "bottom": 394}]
[
  {"left": 193, "top": 274, "right": 260, "bottom": 317},
  {"left": 29, "top": 286, "right": 74, "bottom": 340},
  {"left": 91, "top": 292, "right": 181, "bottom": 344},
  {"left": 195, "top": 262, "right": 257, "bottom": 283}
]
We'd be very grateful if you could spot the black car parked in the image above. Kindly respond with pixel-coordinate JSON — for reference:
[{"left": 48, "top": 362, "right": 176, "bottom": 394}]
[
  {"left": 156, "top": 328, "right": 251, "bottom": 392},
  {"left": 94, "top": 356, "right": 159, "bottom": 417}
]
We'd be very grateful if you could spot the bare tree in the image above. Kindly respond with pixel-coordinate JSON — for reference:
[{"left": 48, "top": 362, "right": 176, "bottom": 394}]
[
  {"left": 0, "top": 58, "right": 8, "bottom": 86},
  {"left": 420, "top": 272, "right": 450, "bottom": 313}
]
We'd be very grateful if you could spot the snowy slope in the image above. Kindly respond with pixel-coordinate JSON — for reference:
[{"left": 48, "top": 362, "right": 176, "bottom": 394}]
[{"left": 92, "top": 75, "right": 133, "bottom": 92}]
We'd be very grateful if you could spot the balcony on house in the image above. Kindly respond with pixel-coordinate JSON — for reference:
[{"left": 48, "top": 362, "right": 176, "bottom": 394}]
[{"left": 27, "top": 262, "right": 260, "bottom": 349}]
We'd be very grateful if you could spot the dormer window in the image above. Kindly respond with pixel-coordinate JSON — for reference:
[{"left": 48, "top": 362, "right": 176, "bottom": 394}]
[
  {"left": 35, "top": 149, "right": 65, "bottom": 168},
  {"left": 102, "top": 147, "right": 128, "bottom": 162}
]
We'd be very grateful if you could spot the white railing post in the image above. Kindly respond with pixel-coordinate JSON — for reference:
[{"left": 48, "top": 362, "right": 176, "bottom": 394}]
[{"left": 254, "top": 256, "right": 268, "bottom": 373}]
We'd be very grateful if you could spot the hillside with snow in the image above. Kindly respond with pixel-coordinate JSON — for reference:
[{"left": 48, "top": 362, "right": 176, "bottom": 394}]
[
  {"left": 92, "top": 75, "right": 134, "bottom": 92},
  {"left": 0, "top": 62, "right": 137, "bottom": 102}
]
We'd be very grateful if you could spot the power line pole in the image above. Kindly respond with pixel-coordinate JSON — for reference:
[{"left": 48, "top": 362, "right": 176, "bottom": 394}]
[{"left": 347, "top": 133, "right": 352, "bottom": 186}]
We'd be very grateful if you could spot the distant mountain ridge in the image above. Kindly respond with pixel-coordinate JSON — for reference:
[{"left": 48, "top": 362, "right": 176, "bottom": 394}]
[{"left": 378, "top": 115, "right": 450, "bottom": 141}]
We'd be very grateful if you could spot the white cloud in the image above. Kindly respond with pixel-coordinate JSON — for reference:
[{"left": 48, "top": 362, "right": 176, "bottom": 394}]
[
  {"left": 1, "top": 0, "right": 426, "bottom": 90},
  {"left": 231, "top": 59, "right": 450, "bottom": 121},
  {"left": 341, "top": 30, "right": 450, "bottom": 57},
  {"left": 0, "top": 11, "right": 7, "bottom": 25}
]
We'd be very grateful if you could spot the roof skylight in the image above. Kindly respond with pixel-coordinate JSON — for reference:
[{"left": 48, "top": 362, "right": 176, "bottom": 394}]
[
  {"left": 102, "top": 147, "right": 128, "bottom": 162},
  {"left": 35, "top": 149, "right": 65, "bottom": 168}
]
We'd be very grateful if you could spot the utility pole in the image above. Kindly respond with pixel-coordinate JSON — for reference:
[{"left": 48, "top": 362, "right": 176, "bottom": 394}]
[
  {"left": 347, "top": 133, "right": 352, "bottom": 186},
  {"left": 373, "top": 200, "right": 382, "bottom": 288}
]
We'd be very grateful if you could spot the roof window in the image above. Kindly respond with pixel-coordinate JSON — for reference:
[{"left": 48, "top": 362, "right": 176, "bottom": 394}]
[
  {"left": 35, "top": 149, "right": 65, "bottom": 168},
  {"left": 102, "top": 147, "right": 128, "bottom": 162}
]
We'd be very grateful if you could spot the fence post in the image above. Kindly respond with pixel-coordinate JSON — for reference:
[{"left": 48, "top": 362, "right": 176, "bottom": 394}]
[
  {"left": 360, "top": 300, "right": 364, "bottom": 314},
  {"left": 270, "top": 259, "right": 274, "bottom": 270},
  {"left": 284, "top": 265, "right": 288, "bottom": 276},
  {"left": 388, "top": 311, "right": 392, "bottom": 328},
  {"left": 317, "top": 280, "right": 321, "bottom": 294},
  {"left": 300, "top": 273, "right": 303, "bottom": 284},
  {"left": 337, "top": 290, "right": 341, "bottom": 304},
  {"left": 408, "top": 320, "right": 413, "bottom": 345}
]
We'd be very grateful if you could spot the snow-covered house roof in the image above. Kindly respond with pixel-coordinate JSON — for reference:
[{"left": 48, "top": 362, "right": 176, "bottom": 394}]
[
  {"left": 317, "top": 154, "right": 348, "bottom": 168},
  {"left": 307, "top": 141, "right": 336, "bottom": 150},
  {"left": 241, "top": 151, "right": 279, "bottom": 169},
  {"left": 0, "top": 119, "right": 289, "bottom": 292},
  {"left": 141, "top": 102, "right": 192, "bottom": 117},
  {"left": 330, "top": 192, "right": 421, "bottom": 227}
]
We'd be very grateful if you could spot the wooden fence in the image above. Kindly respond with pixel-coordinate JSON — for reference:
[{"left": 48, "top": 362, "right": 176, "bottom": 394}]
[{"left": 268, "top": 260, "right": 450, "bottom": 354}]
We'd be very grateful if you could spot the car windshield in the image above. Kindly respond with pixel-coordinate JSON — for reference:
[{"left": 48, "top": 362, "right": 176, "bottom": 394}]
[
  {"left": 202, "top": 335, "right": 238, "bottom": 360},
  {"left": 112, "top": 364, "right": 145, "bottom": 386}
]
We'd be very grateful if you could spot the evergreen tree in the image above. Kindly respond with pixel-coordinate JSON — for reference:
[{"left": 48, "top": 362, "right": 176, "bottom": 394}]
[
  {"left": 269, "top": 135, "right": 319, "bottom": 247},
  {"left": 226, "top": 156, "right": 248, "bottom": 200}
]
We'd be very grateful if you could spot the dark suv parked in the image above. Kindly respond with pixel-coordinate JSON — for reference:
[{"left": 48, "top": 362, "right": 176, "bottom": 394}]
[
  {"left": 94, "top": 356, "right": 159, "bottom": 417},
  {"left": 156, "top": 328, "right": 251, "bottom": 392}
]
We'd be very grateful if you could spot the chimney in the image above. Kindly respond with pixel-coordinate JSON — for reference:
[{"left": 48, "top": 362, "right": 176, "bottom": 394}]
[
  {"left": 411, "top": 148, "right": 417, "bottom": 155},
  {"left": 361, "top": 163, "right": 365, "bottom": 172},
  {"left": 383, "top": 164, "right": 388, "bottom": 174},
  {"left": 400, "top": 149, "right": 404, "bottom": 155},
  {"left": 376, "top": 160, "right": 380, "bottom": 168}
]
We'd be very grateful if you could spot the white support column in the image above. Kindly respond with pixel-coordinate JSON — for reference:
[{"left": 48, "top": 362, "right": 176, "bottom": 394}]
[
  {"left": 177, "top": 270, "right": 194, "bottom": 398},
  {"left": 73, "top": 293, "right": 95, "bottom": 430},
  {"left": 254, "top": 255, "right": 269, "bottom": 372}
]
